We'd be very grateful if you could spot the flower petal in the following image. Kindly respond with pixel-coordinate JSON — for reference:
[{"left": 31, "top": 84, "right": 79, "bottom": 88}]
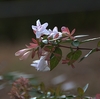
[
  {"left": 36, "top": 31, "right": 42, "bottom": 38},
  {"left": 53, "top": 26, "right": 58, "bottom": 32},
  {"left": 32, "top": 25, "right": 37, "bottom": 31},
  {"left": 15, "top": 48, "right": 30, "bottom": 56},
  {"left": 36, "top": 19, "right": 41, "bottom": 26},
  {"left": 42, "top": 23, "right": 48, "bottom": 29},
  {"left": 19, "top": 51, "right": 32, "bottom": 60},
  {"left": 43, "top": 66, "right": 50, "bottom": 71}
]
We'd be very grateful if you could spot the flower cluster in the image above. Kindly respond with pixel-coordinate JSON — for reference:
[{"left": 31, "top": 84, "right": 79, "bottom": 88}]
[
  {"left": 8, "top": 77, "right": 31, "bottom": 99},
  {"left": 15, "top": 19, "right": 99, "bottom": 71}
]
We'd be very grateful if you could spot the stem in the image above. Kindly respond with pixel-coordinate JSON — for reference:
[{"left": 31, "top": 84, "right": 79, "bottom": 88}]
[{"left": 59, "top": 44, "right": 100, "bottom": 51}]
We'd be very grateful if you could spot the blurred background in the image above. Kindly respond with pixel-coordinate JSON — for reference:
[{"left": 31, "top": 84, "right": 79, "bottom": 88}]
[{"left": 0, "top": 0, "right": 100, "bottom": 98}]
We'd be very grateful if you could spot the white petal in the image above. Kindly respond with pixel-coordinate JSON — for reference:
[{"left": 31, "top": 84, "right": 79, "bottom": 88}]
[
  {"left": 42, "top": 29, "right": 50, "bottom": 35},
  {"left": 43, "top": 66, "right": 50, "bottom": 71},
  {"left": 58, "top": 32, "right": 62, "bottom": 38},
  {"left": 42, "top": 23, "right": 48, "bottom": 29},
  {"left": 31, "top": 53, "right": 49, "bottom": 71},
  {"left": 53, "top": 27, "right": 58, "bottom": 32},
  {"left": 31, "top": 64, "right": 37, "bottom": 67},
  {"left": 38, "top": 56, "right": 46, "bottom": 70},
  {"left": 32, "top": 25, "right": 37, "bottom": 31},
  {"left": 31, "top": 60, "right": 40, "bottom": 68},
  {"left": 36, "top": 31, "right": 42, "bottom": 38},
  {"left": 36, "top": 19, "right": 41, "bottom": 26},
  {"left": 32, "top": 60, "right": 39, "bottom": 64}
]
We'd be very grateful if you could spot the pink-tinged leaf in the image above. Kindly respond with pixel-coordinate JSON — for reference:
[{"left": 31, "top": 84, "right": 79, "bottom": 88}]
[
  {"left": 29, "top": 43, "right": 38, "bottom": 48},
  {"left": 66, "top": 27, "right": 70, "bottom": 34},
  {"left": 71, "top": 64, "right": 75, "bottom": 68},
  {"left": 31, "top": 50, "right": 36, "bottom": 59},
  {"left": 44, "top": 45, "right": 54, "bottom": 52},
  {"left": 37, "top": 46, "right": 42, "bottom": 58},
  {"left": 62, "top": 59, "right": 69, "bottom": 64},
  {"left": 32, "top": 38, "right": 38, "bottom": 44},
  {"left": 44, "top": 46, "right": 51, "bottom": 52},
  {"left": 71, "top": 29, "right": 75, "bottom": 35}
]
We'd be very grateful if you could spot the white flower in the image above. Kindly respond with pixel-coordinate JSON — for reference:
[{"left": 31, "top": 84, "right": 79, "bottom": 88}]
[
  {"left": 48, "top": 27, "right": 62, "bottom": 39},
  {"left": 32, "top": 19, "right": 50, "bottom": 38},
  {"left": 31, "top": 55, "right": 50, "bottom": 71}
]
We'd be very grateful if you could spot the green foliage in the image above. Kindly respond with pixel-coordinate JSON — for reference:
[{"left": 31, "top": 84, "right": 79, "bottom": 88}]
[
  {"left": 77, "top": 87, "right": 84, "bottom": 97},
  {"left": 0, "top": 72, "right": 94, "bottom": 99},
  {"left": 50, "top": 47, "right": 62, "bottom": 70},
  {"left": 76, "top": 84, "right": 89, "bottom": 99},
  {"left": 66, "top": 50, "right": 82, "bottom": 65},
  {"left": 71, "top": 40, "right": 80, "bottom": 47},
  {"left": 97, "top": 41, "right": 100, "bottom": 47}
]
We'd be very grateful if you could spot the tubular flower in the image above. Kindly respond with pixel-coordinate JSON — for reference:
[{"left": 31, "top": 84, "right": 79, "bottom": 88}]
[
  {"left": 61, "top": 26, "right": 75, "bottom": 40},
  {"left": 31, "top": 53, "right": 50, "bottom": 71},
  {"left": 15, "top": 48, "right": 32, "bottom": 60},
  {"left": 48, "top": 26, "right": 62, "bottom": 40},
  {"left": 32, "top": 19, "right": 50, "bottom": 38}
]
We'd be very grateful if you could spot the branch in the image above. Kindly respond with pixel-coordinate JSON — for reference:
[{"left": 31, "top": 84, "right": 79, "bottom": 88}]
[{"left": 59, "top": 44, "right": 100, "bottom": 51}]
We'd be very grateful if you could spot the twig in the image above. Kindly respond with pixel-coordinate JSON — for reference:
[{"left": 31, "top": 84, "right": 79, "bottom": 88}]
[{"left": 59, "top": 44, "right": 100, "bottom": 51}]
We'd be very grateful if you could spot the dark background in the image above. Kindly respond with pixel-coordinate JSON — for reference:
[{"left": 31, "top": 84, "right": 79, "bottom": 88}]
[{"left": 0, "top": 0, "right": 100, "bottom": 43}]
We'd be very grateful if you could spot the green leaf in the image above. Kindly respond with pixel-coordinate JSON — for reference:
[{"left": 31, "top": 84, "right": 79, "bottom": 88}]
[
  {"left": 67, "top": 50, "right": 82, "bottom": 65},
  {"left": 97, "top": 41, "right": 100, "bottom": 47},
  {"left": 40, "top": 82, "right": 45, "bottom": 92},
  {"left": 83, "top": 83, "right": 89, "bottom": 93},
  {"left": 50, "top": 47, "right": 62, "bottom": 71},
  {"left": 77, "top": 87, "right": 84, "bottom": 96},
  {"left": 71, "top": 40, "right": 80, "bottom": 47},
  {"left": 80, "top": 37, "right": 100, "bottom": 44},
  {"left": 79, "top": 49, "right": 96, "bottom": 62},
  {"left": 55, "top": 86, "right": 61, "bottom": 96}
]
